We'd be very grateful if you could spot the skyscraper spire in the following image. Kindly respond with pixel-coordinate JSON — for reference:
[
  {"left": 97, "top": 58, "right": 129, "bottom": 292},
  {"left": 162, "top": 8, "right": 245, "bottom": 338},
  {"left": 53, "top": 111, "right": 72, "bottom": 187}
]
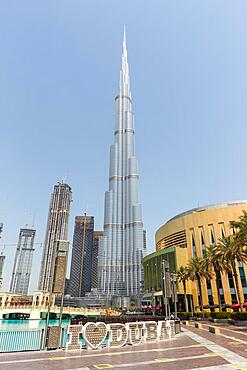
[
  {"left": 123, "top": 26, "right": 126, "bottom": 52},
  {"left": 99, "top": 30, "right": 145, "bottom": 305},
  {"left": 120, "top": 27, "right": 131, "bottom": 98}
]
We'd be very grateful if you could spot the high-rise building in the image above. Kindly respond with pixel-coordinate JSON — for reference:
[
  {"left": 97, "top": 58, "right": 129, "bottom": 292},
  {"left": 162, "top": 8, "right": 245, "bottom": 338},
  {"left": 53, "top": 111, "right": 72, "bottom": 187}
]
[
  {"left": 64, "top": 277, "right": 70, "bottom": 295},
  {"left": 0, "top": 223, "right": 5, "bottom": 289},
  {"left": 92, "top": 231, "right": 103, "bottom": 290},
  {"left": 143, "top": 230, "right": 147, "bottom": 252},
  {"left": 39, "top": 181, "right": 72, "bottom": 293},
  {"left": 69, "top": 215, "right": 94, "bottom": 297},
  {"left": 10, "top": 228, "right": 36, "bottom": 295},
  {"left": 99, "top": 30, "right": 145, "bottom": 301}
]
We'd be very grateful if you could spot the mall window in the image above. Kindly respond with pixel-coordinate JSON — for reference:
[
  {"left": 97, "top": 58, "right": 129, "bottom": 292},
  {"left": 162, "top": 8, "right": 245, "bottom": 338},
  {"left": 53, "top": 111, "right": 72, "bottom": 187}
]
[
  {"left": 206, "top": 279, "right": 213, "bottom": 304},
  {"left": 216, "top": 271, "right": 225, "bottom": 304},
  {"left": 197, "top": 281, "right": 201, "bottom": 305},
  {"left": 220, "top": 295, "right": 225, "bottom": 304},
  {"left": 201, "top": 232, "right": 206, "bottom": 256},
  {"left": 210, "top": 230, "right": 215, "bottom": 246},
  {"left": 192, "top": 233, "right": 197, "bottom": 256},
  {"left": 206, "top": 279, "right": 211, "bottom": 290},
  {"left": 208, "top": 294, "right": 214, "bottom": 305},
  {"left": 221, "top": 227, "right": 225, "bottom": 239},
  {"left": 216, "top": 271, "right": 223, "bottom": 289},
  {"left": 238, "top": 262, "right": 247, "bottom": 288},
  {"left": 231, "top": 294, "right": 237, "bottom": 304},
  {"left": 228, "top": 272, "right": 235, "bottom": 289}
]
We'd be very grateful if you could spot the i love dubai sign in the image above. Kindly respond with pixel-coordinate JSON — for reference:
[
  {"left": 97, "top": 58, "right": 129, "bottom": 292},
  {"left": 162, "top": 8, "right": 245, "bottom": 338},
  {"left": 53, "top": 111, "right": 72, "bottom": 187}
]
[{"left": 66, "top": 320, "right": 176, "bottom": 351}]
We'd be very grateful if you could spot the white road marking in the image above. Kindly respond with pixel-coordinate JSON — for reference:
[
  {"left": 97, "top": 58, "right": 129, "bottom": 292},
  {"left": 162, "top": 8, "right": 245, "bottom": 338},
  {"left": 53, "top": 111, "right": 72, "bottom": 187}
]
[
  {"left": 105, "top": 352, "right": 218, "bottom": 368},
  {"left": 184, "top": 328, "right": 247, "bottom": 365},
  {"left": 188, "top": 322, "right": 247, "bottom": 339},
  {"left": 189, "top": 324, "right": 247, "bottom": 345},
  {"left": 191, "top": 364, "right": 247, "bottom": 370},
  {"left": 217, "top": 326, "right": 247, "bottom": 337},
  {"left": 0, "top": 342, "right": 202, "bottom": 365}
]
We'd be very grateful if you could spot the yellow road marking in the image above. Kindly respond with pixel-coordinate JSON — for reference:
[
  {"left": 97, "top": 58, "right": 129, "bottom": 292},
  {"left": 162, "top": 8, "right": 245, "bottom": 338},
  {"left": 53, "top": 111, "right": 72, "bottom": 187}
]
[
  {"left": 155, "top": 358, "right": 176, "bottom": 362},
  {"left": 93, "top": 365, "right": 113, "bottom": 369},
  {"left": 155, "top": 353, "right": 217, "bottom": 363},
  {"left": 105, "top": 352, "right": 121, "bottom": 356},
  {"left": 92, "top": 343, "right": 203, "bottom": 357},
  {"left": 228, "top": 341, "right": 242, "bottom": 345},
  {"left": 49, "top": 357, "right": 66, "bottom": 360}
]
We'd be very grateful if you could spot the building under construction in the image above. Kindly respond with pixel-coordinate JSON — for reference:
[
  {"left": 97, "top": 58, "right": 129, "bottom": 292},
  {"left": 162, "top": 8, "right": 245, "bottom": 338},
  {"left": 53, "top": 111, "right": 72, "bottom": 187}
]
[
  {"left": 10, "top": 228, "right": 36, "bottom": 295},
  {"left": 38, "top": 181, "right": 72, "bottom": 294}
]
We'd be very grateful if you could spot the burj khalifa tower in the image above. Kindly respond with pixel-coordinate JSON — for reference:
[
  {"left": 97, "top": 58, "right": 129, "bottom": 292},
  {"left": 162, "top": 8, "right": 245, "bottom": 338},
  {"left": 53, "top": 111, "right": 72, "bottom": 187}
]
[{"left": 99, "top": 29, "right": 145, "bottom": 302}]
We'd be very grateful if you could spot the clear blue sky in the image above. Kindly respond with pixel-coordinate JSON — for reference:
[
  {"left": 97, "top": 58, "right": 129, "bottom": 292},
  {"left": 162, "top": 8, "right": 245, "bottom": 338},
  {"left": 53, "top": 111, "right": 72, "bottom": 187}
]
[{"left": 1, "top": 1, "right": 247, "bottom": 293}]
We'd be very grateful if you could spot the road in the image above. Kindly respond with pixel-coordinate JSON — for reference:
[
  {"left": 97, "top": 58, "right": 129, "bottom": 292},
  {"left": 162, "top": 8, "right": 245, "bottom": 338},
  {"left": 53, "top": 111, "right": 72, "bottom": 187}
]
[{"left": 1, "top": 323, "right": 247, "bottom": 369}]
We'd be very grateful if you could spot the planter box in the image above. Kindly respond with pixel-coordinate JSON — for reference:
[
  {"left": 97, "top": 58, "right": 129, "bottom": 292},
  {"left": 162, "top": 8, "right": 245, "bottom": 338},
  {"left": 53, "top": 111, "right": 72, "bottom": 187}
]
[
  {"left": 232, "top": 320, "right": 247, "bottom": 326},
  {"left": 212, "top": 319, "right": 229, "bottom": 324}
]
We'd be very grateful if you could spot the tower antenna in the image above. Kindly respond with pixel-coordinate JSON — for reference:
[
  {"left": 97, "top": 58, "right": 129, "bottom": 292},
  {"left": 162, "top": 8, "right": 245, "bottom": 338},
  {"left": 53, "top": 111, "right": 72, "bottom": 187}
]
[{"left": 32, "top": 214, "right": 36, "bottom": 228}]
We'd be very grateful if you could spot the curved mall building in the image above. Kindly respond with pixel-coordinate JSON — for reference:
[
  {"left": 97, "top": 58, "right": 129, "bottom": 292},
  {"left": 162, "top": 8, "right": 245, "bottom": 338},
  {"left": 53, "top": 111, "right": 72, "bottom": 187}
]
[{"left": 143, "top": 201, "right": 247, "bottom": 311}]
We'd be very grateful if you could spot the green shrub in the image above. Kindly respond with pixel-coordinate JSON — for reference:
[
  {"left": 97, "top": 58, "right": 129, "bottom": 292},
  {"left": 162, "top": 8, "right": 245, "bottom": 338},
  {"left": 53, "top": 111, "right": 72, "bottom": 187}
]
[
  {"left": 231, "top": 312, "right": 247, "bottom": 321},
  {"left": 211, "top": 312, "right": 231, "bottom": 319},
  {"left": 195, "top": 312, "right": 211, "bottom": 318},
  {"left": 178, "top": 312, "right": 193, "bottom": 320}
]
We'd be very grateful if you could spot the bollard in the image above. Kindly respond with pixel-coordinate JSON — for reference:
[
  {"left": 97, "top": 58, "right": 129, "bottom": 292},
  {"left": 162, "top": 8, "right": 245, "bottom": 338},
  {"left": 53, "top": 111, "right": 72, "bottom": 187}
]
[
  {"left": 195, "top": 323, "right": 202, "bottom": 329},
  {"left": 175, "top": 320, "right": 181, "bottom": 334},
  {"left": 182, "top": 321, "right": 190, "bottom": 325},
  {"left": 209, "top": 326, "right": 220, "bottom": 334},
  {"left": 40, "top": 329, "right": 45, "bottom": 350}
]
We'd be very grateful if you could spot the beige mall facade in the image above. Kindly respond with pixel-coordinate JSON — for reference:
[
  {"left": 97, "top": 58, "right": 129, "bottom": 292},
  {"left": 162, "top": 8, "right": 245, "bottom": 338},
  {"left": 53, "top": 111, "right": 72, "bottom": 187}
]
[{"left": 143, "top": 201, "right": 247, "bottom": 311}]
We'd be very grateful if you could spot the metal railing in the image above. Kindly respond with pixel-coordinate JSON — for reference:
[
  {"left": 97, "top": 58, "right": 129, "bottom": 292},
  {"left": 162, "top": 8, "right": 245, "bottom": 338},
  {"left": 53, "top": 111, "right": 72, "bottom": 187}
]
[
  {"left": 0, "top": 305, "right": 106, "bottom": 314},
  {"left": 0, "top": 327, "right": 68, "bottom": 353},
  {"left": 0, "top": 329, "right": 43, "bottom": 352}
]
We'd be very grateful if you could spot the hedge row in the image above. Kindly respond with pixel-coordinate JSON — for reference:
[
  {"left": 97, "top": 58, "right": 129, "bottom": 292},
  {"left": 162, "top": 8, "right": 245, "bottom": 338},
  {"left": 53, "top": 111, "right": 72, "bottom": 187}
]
[
  {"left": 178, "top": 311, "right": 247, "bottom": 320},
  {"left": 71, "top": 315, "right": 167, "bottom": 325}
]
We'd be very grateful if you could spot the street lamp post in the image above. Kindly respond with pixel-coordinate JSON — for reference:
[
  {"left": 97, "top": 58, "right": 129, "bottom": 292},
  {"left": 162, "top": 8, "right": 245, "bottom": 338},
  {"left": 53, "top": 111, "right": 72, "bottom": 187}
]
[
  {"left": 58, "top": 240, "right": 69, "bottom": 348},
  {"left": 44, "top": 243, "right": 57, "bottom": 350},
  {"left": 162, "top": 260, "right": 169, "bottom": 319},
  {"left": 44, "top": 240, "right": 69, "bottom": 350},
  {"left": 170, "top": 273, "right": 178, "bottom": 319}
]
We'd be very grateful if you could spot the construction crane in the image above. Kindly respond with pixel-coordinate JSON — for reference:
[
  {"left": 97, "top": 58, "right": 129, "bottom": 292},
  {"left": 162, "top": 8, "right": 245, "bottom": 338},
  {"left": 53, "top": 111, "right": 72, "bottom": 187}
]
[{"left": 0, "top": 243, "right": 43, "bottom": 250}]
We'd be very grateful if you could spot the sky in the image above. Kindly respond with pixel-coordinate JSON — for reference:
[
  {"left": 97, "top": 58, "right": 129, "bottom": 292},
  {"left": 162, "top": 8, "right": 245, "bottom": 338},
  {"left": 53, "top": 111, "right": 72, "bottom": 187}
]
[{"left": 1, "top": 0, "right": 247, "bottom": 293}]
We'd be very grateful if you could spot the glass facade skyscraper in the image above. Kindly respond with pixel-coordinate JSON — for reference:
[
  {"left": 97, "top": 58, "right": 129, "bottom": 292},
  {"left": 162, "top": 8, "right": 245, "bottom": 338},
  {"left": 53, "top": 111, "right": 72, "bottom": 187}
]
[
  {"left": 99, "top": 30, "right": 145, "bottom": 301},
  {"left": 69, "top": 215, "right": 94, "bottom": 297},
  {"left": 39, "top": 181, "right": 72, "bottom": 293},
  {"left": 10, "top": 228, "right": 36, "bottom": 295},
  {"left": 92, "top": 231, "right": 103, "bottom": 290}
]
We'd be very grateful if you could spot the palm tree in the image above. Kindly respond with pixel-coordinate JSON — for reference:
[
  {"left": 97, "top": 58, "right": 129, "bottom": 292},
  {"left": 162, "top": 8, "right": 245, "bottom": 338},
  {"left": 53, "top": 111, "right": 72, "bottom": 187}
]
[
  {"left": 230, "top": 210, "right": 247, "bottom": 248},
  {"left": 176, "top": 266, "right": 190, "bottom": 312},
  {"left": 202, "top": 245, "right": 228, "bottom": 311},
  {"left": 229, "top": 210, "right": 247, "bottom": 310},
  {"left": 218, "top": 235, "right": 247, "bottom": 311},
  {"left": 187, "top": 256, "right": 212, "bottom": 315},
  {"left": 218, "top": 236, "right": 247, "bottom": 311}
]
